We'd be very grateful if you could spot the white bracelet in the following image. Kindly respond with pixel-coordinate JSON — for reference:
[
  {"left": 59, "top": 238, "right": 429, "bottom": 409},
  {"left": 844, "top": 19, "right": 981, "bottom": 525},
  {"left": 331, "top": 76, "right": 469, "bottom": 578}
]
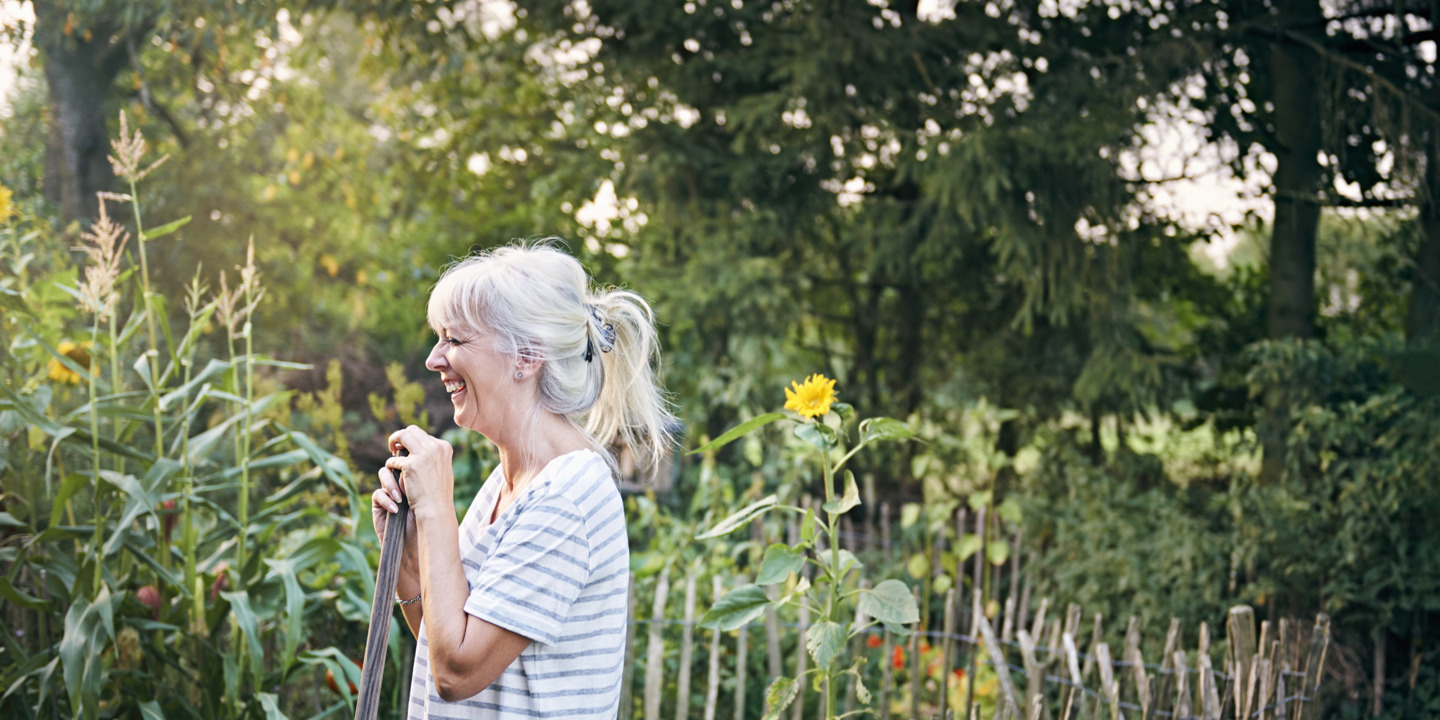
[{"left": 396, "top": 592, "right": 422, "bottom": 606}]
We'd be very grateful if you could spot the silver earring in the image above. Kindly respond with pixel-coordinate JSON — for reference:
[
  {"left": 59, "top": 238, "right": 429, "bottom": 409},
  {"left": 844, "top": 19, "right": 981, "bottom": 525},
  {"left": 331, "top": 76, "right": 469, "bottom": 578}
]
[{"left": 515, "top": 371, "right": 524, "bottom": 379}]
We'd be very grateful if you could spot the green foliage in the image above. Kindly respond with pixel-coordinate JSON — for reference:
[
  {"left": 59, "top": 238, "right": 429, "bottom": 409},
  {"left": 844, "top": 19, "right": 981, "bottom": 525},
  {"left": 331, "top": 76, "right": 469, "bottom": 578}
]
[
  {"left": 0, "top": 119, "right": 377, "bottom": 720},
  {"left": 695, "top": 375, "right": 918, "bottom": 719}
]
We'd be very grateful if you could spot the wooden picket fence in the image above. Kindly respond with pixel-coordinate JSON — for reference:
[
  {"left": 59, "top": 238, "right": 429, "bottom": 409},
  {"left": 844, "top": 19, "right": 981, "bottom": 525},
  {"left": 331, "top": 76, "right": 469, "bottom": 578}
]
[{"left": 617, "top": 501, "right": 1332, "bottom": 720}]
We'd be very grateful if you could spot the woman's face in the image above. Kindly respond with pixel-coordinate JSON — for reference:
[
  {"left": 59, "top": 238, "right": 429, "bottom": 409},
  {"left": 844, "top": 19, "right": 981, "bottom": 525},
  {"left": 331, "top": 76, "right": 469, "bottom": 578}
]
[{"left": 425, "top": 323, "right": 516, "bottom": 433}]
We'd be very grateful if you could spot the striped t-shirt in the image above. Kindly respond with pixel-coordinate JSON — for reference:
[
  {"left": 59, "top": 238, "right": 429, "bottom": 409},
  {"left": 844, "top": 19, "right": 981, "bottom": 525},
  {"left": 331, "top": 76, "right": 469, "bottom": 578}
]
[{"left": 407, "top": 448, "right": 630, "bottom": 720}]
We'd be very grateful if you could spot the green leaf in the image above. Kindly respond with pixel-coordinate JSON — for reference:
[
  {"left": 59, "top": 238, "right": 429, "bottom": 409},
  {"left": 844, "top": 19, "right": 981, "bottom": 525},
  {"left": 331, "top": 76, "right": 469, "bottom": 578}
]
[
  {"left": 806, "top": 621, "right": 846, "bottom": 669},
  {"left": 859, "top": 417, "right": 916, "bottom": 444},
  {"left": 220, "top": 590, "right": 266, "bottom": 685},
  {"left": 257, "top": 692, "right": 289, "bottom": 720},
  {"left": 698, "top": 584, "right": 771, "bottom": 631},
  {"left": 794, "top": 422, "right": 837, "bottom": 450},
  {"left": 756, "top": 544, "right": 805, "bottom": 585},
  {"left": 264, "top": 558, "right": 306, "bottom": 671},
  {"left": 800, "top": 509, "right": 817, "bottom": 543},
  {"left": 997, "top": 496, "right": 1023, "bottom": 524},
  {"left": 689, "top": 412, "right": 787, "bottom": 454},
  {"left": 139, "top": 701, "right": 165, "bottom": 720},
  {"left": 906, "top": 552, "right": 929, "bottom": 580},
  {"left": 822, "top": 470, "right": 861, "bottom": 515},
  {"left": 830, "top": 402, "right": 854, "bottom": 422},
  {"left": 818, "top": 549, "right": 862, "bottom": 581},
  {"left": 848, "top": 657, "right": 873, "bottom": 705},
  {"left": 0, "top": 576, "right": 46, "bottom": 611},
  {"left": 858, "top": 579, "right": 920, "bottom": 626},
  {"left": 0, "top": 286, "right": 33, "bottom": 316},
  {"left": 696, "top": 495, "right": 778, "bottom": 540},
  {"left": 143, "top": 215, "right": 191, "bottom": 241},
  {"left": 59, "top": 588, "right": 115, "bottom": 720},
  {"left": 762, "top": 676, "right": 801, "bottom": 720},
  {"left": 899, "top": 503, "right": 921, "bottom": 530},
  {"left": 957, "top": 532, "right": 982, "bottom": 561},
  {"left": 986, "top": 538, "right": 1011, "bottom": 567},
  {"left": 967, "top": 490, "right": 993, "bottom": 511}
]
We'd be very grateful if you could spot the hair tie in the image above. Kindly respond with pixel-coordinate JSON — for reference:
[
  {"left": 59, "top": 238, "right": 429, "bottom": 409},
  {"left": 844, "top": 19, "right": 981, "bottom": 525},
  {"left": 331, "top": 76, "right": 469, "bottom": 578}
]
[{"left": 585, "top": 304, "right": 616, "bottom": 362}]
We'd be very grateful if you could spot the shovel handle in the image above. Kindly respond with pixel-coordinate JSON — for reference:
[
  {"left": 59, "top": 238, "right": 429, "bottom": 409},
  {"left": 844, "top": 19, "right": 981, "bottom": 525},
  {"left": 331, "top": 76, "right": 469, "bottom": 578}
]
[{"left": 354, "top": 450, "right": 411, "bottom": 720}]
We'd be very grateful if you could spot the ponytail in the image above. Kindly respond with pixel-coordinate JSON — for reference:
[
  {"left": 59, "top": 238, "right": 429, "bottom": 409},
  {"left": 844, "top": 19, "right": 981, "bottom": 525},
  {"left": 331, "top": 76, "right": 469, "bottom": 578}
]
[{"left": 584, "top": 288, "right": 675, "bottom": 471}]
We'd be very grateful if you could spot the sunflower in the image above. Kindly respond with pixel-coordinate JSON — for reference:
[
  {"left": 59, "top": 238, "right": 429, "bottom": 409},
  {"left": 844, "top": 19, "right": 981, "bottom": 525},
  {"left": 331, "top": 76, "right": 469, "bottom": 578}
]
[
  {"left": 784, "top": 373, "right": 838, "bottom": 419},
  {"left": 0, "top": 183, "right": 15, "bottom": 223},
  {"left": 48, "top": 341, "right": 96, "bottom": 384}
]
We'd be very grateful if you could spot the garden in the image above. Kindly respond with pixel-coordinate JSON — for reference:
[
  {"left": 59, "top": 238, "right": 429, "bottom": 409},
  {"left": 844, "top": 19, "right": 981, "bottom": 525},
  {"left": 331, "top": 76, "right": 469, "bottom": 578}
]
[{"left": 1, "top": 1, "right": 1438, "bottom": 719}]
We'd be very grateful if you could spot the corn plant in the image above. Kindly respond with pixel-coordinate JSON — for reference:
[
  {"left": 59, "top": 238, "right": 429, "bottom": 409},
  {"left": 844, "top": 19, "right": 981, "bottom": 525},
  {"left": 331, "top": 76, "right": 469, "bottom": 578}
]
[{"left": 0, "top": 113, "right": 380, "bottom": 720}]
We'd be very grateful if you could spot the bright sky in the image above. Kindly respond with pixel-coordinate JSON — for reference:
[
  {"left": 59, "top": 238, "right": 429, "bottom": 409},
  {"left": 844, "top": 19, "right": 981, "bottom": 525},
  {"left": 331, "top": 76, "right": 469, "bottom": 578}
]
[{"left": 0, "top": 1, "right": 33, "bottom": 120}]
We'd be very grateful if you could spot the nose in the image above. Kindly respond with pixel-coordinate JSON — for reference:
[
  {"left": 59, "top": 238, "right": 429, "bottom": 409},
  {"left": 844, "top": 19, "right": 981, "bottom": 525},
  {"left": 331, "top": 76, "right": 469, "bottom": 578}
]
[{"left": 425, "top": 341, "right": 448, "bottom": 373}]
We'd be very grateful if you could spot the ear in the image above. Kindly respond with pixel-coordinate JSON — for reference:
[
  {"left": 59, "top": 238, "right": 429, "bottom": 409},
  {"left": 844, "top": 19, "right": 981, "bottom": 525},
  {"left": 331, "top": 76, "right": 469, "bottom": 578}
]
[{"left": 516, "top": 355, "right": 544, "bottom": 377}]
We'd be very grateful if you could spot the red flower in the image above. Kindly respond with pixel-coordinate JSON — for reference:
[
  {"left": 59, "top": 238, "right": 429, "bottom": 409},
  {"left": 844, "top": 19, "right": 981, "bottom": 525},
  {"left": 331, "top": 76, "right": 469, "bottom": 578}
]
[
  {"left": 866, "top": 635, "right": 883, "bottom": 649},
  {"left": 954, "top": 668, "right": 967, "bottom": 681},
  {"left": 892, "top": 646, "right": 906, "bottom": 670}
]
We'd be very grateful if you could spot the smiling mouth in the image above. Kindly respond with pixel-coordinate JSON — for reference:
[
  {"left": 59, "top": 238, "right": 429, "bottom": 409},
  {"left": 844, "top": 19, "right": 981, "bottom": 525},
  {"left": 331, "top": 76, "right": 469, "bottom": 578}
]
[{"left": 444, "top": 379, "right": 467, "bottom": 399}]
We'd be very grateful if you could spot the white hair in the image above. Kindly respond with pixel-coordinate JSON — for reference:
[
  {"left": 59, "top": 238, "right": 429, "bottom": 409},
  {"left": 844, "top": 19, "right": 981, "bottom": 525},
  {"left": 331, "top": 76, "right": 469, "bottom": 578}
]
[{"left": 426, "top": 240, "right": 675, "bottom": 470}]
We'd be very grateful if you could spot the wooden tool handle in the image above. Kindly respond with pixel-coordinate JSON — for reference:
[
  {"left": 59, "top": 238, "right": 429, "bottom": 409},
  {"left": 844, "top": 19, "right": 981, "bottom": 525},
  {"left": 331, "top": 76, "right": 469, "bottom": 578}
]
[{"left": 354, "top": 451, "right": 411, "bottom": 720}]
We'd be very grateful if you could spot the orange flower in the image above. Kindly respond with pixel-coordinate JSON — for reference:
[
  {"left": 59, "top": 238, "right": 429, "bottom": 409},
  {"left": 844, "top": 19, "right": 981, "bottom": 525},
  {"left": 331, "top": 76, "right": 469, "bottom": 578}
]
[
  {"left": 954, "top": 668, "right": 967, "bottom": 681},
  {"left": 866, "top": 635, "right": 883, "bottom": 649},
  {"left": 892, "top": 645, "right": 906, "bottom": 670}
]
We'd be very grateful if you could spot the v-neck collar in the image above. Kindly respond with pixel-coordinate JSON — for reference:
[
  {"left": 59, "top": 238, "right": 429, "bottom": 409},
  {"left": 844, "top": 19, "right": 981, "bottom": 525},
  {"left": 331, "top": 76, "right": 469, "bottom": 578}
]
[{"left": 480, "top": 448, "right": 596, "bottom": 528}]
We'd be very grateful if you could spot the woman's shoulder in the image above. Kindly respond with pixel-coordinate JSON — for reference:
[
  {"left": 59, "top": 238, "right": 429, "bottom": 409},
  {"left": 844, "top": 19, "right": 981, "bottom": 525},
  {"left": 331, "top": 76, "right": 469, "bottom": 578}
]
[{"left": 531, "top": 448, "right": 618, "bottom": 508}]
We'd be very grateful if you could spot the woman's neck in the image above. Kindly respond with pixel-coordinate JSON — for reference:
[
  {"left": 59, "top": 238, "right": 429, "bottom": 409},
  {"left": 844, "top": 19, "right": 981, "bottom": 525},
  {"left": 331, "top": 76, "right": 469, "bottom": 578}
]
[{"left": 492, "top": 413, "right": 590, "bottom": 493}]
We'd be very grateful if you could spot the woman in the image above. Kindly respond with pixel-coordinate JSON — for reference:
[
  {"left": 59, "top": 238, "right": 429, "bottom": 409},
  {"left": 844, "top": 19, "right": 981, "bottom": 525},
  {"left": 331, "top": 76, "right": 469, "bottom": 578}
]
[{"left": 372, "top": 242, "right": 673, "bottom": 719}]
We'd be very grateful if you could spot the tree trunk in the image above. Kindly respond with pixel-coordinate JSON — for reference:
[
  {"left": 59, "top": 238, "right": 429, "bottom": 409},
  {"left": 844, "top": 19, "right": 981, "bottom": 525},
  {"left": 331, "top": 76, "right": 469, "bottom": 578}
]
[
  {"left": 1259, "top": 0, "right": 1325, "bottom": 483},
  {"left": 33, "top": 1, "right": 131, "bottom": 222}
]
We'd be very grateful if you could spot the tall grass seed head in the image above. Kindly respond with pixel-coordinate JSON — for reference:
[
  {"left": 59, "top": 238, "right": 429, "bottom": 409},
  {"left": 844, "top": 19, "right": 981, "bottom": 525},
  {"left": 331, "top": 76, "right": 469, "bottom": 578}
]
[
  {"left": 74, "top": 201, "right": 129, "bottom": 319},
  {"left": 108, "top": 110, "right": 169, "bottom": 183}
]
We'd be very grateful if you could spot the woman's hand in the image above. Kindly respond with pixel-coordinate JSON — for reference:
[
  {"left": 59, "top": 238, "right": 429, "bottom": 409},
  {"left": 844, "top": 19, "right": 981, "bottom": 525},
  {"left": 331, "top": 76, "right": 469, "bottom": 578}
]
[
  {"left": 372, "top": 463, "right": 419, "bottom": 557},
  {"left": 384, "top": 425, "right": 456, "bottom": 522}
]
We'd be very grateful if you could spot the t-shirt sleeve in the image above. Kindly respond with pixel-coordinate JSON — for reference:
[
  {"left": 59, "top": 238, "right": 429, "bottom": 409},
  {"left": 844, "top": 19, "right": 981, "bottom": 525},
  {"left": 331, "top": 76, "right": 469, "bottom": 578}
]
[{"left": 463, "top": 494, "right": 590, "bottom": 646}]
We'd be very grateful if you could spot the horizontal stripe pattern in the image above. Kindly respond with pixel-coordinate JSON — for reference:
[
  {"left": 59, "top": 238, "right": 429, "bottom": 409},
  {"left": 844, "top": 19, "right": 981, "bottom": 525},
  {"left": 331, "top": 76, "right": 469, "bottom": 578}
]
[{"left": 408, "top": 449, "right": 628, "bottom": 720}]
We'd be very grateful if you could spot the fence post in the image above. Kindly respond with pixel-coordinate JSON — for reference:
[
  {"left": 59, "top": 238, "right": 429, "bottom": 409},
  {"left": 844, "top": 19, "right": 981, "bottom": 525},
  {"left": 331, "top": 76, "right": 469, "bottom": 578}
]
[
  {"left": 734, "top": 599, "right": 747, "bottom": 720},
  {"left": 977, "top": 609, "right": 1021, "bottom": 720},
  {"left": 1096, "top": 643, "right": 1120, "bottom": 720},
  {"left": 704, "top": 576, "right": 721, "bottom": 720},
  {"left": 791, "top": 601, "right": 809, "bottom": 720},
  {"left": 1060, "top": 632, "right": 1083, "bottom": 720},
  {"left": 911, "top": 586, "right": 923, "bottom": 720},
  {"left": 1172, "top": 649, "right": 1191, "bottom": 720},
  {"left": 1017, "top": 629, "right": 1046, "bottom": 720},
  {"left": 676, "top": 575, "right": 697, "bottom": 720},
  {"left": 880, "top": 627, "right": 893, "bottom": 720},
  {"left": 621, "top": 575, "right": 638, "bottom": 720},
  {"left": 1296, "top": 614, "right": 1330, "bottom": 720},
  {"left": 1227, "top": 606, "right": 1257, "bottom": 720},
  {"left": 646, "top": 568, "right": 671, "bottom": 720},
  {"left": 939, "top": 588, "right": 957, "bottom": 720}
]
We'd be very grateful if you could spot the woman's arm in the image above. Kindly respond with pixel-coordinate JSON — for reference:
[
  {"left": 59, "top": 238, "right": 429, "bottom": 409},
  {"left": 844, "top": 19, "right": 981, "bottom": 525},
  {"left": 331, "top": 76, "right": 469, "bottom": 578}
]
[
  {"left": 385, "top": 426, "right": 531, "bottom": 701},
  {"left": 411, "top": 503, "right": 531, "bottom": 701}
]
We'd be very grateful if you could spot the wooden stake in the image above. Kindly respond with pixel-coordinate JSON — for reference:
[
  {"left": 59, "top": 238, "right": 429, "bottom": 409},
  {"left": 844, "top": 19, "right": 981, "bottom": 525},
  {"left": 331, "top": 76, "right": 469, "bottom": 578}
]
[
  {"left": 645, "top": 568, "right": 670, "bottom": 720},
  {"left": 704, "top": 577, "right": 721, "bottom": 720},
  {"left": 622, "top": 577, "right": 639, "bottom": 720},
  {"left": 676, "top": 575, "right": 697, "bottom": 720}
]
